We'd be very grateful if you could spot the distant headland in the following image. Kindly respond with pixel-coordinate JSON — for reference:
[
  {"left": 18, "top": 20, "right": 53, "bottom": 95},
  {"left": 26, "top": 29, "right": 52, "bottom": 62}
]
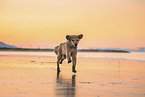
[
  {"left": 0, "top": 47, "right": 130, "bottom": 53},
  {"left": 0, "top": 41, "right": 129, "bottom": 53}
]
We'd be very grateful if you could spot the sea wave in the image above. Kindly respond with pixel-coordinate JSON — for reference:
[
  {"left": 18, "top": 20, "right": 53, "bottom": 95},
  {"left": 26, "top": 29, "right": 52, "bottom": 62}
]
[
  {"left": 0, "top": 51, "right": 145, "bottom": 62},
  {"left": 78, "top": 52, "right": 145, "bottom": 62}
]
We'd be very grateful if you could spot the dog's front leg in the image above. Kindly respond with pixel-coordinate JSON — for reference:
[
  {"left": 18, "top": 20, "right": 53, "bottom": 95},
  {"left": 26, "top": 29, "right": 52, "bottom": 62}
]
[
  {"left": 72, "top": 53, "right": 77, "bottom": 73},
  {"left": 66, "top": 50, "right": 72, "bottom": 63}
]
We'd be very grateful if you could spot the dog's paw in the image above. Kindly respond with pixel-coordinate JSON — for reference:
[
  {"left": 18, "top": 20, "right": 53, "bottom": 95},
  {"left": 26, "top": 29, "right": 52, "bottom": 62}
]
[
  {"left": 72, "top": 70, "right": 77, "bottom": 73},
  {"left": 60, "top": 61, "right": 62, "bottom": 64},
  {"left": 68, "top": 60, "right": 72, "bottom": 63}
]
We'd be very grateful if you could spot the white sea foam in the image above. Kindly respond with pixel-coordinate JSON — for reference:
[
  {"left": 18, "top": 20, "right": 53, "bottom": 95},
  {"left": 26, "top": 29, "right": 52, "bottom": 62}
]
[{"left": 78, "top": 52, "right": 145, "bottom": 62}]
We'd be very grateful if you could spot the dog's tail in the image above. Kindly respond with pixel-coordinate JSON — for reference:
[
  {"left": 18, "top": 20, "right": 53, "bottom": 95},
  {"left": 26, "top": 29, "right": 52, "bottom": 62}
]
[{"left": 54, "top": 46, "right": 59, "bottom": 55}]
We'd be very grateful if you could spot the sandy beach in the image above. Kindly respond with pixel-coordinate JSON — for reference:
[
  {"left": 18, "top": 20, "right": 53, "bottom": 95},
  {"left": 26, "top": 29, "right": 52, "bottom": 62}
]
[{"left": 0, "top": 51, "right": 145, "bottom": 97}]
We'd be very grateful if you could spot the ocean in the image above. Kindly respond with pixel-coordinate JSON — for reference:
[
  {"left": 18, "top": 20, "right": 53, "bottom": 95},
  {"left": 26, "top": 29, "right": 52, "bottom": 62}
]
[{"left": 0, "top": 51, "right": 145, "bottom": 62}]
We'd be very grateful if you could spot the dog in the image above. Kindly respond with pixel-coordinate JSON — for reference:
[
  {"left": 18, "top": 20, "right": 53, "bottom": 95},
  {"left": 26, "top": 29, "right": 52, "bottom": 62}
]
[{"left": 55, "top": 34, "right": 83, "bottom": 73}]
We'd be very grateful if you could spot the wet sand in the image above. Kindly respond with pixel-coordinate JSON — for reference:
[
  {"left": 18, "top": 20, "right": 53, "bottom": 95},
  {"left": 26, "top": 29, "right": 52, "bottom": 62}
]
[{"left": 0, "top": 52, "right": 145, "bottom": 97}]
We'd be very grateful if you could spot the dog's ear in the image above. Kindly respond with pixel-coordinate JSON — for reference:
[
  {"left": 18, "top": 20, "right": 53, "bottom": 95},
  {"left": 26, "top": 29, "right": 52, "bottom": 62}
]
[
  {"left": 66, "top": 35, "right": 71, "bottom": 41},
  {"left": 78, "top": 34, "right": 83, "bottom": 39}
]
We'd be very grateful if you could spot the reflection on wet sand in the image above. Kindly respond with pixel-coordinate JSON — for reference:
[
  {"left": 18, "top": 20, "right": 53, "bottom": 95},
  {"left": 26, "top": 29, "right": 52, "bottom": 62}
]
[
  {"left": 1, "top": 52, "right": 145, "bottom": 97},
  {"left": 56, "top": 71, "right": 76, "bottom": 97}
]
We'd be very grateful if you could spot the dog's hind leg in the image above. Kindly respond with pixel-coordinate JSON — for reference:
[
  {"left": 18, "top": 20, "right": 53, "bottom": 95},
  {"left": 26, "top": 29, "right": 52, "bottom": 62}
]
[
  {"left": 68, "top": 57, "right": 72, "bottom": 63},
  {"left": 57, "top": 55, "right": 61, "bottom": 72}
]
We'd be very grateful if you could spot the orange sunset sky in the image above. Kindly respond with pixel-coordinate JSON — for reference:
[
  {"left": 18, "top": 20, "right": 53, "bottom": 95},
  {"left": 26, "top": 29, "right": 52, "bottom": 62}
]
[{"left": 0, "top": 0, "right": 145, "bottom": 49}]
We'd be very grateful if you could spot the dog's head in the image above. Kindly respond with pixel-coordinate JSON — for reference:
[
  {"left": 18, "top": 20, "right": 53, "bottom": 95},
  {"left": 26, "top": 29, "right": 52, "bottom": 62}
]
[{"left": 66, "top": 34, "right": 83, "bottom": 48}]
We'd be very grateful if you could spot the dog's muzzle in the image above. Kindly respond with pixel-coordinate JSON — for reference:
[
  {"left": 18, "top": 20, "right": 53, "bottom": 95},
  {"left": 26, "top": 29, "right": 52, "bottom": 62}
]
[{"left": 74, "top": 43, "right": 78, "bottom": 48}]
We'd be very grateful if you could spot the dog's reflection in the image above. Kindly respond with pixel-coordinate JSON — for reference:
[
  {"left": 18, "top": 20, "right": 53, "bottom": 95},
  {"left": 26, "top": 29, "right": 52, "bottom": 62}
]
[{"left": 56, "top": 71, "right": 76, "bottom": 97}]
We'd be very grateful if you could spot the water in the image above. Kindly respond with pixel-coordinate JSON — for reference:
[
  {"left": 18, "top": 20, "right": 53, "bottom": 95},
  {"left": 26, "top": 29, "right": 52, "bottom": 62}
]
[
  {"left": 78, "top": 52, "right": 145, "bottom": 62},
  {"left": 0, "top": 51, "right": 145, "bottom": 62}
]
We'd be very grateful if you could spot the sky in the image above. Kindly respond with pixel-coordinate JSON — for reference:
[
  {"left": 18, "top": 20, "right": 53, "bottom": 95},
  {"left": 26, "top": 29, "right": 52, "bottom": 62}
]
[{"left": 0, "top": 0, "right": 145, "bottom": 49}]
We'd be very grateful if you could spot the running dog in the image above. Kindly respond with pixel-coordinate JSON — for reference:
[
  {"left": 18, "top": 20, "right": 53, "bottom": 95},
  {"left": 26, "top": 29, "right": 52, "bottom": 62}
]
[{"left": 55, "top": 34, "right": 83, "bottom": 73}]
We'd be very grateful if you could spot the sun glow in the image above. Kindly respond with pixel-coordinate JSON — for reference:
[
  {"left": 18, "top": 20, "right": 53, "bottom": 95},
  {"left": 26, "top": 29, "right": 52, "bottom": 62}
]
[{"left": 0, "top": 0, "right": 145, "bottom": 48}]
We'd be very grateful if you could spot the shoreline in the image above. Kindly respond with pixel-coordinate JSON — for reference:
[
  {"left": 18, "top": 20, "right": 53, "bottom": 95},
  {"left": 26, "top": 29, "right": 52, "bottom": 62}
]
[{"left": 0, "top": 51, "right": 144, "bottom": 62}]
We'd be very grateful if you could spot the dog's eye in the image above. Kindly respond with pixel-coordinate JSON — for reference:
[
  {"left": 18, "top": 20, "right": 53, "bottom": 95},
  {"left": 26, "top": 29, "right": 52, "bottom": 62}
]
[
  {"left": 76, "top": 40, "right": 79, "bottom": 41},
  {"left": 72, "top": 40, "right": 74, "bottom": 42}
]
